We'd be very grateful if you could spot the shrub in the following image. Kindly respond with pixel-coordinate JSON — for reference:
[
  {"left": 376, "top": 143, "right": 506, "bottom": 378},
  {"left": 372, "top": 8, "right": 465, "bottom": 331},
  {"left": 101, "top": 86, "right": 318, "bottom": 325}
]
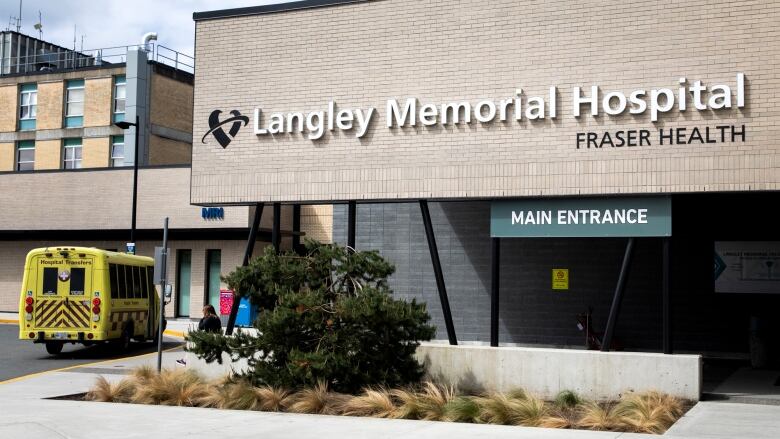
[{"left": 186, "top": 242, "right": 435, "bottom": 393}]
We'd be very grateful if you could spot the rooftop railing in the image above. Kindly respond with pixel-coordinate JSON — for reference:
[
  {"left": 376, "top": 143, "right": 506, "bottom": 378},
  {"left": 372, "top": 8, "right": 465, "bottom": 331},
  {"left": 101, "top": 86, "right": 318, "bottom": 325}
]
[{"left": 0, "top": 43, "right": 194, "bottom": 76}]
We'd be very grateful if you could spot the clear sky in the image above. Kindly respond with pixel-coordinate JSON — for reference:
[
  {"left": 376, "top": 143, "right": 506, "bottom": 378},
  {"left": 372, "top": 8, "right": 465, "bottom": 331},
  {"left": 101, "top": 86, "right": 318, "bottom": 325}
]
[{"left": 0, "top": 0, "right": 295, "bottom": 57}]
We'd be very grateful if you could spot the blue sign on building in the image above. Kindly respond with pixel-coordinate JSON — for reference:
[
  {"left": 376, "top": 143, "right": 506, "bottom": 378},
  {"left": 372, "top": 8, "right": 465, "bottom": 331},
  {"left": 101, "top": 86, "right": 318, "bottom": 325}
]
[{"left": 201, "top": 207, "right": 225, "bottom": 220}]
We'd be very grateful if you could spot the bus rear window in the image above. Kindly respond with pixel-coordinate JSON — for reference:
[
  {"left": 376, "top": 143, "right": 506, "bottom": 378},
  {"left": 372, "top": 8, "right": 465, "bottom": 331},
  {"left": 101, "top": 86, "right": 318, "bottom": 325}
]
[
  {"left": 70, "top": 268, "right": 85, "bottom": 295},
  {"left": 42, "top": 267, "right": 58, "bottom": 295}
]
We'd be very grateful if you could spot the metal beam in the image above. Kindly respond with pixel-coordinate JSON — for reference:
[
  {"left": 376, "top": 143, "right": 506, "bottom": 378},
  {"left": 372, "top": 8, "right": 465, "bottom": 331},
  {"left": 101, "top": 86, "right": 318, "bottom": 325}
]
[
  {"left": 419, "top": 200, "right": 457, "bottom": 345},
  {"left": 225, "top": 203, "right": 263, "bottom": 335},
  {"left": 601, "top": 237, "right": 635, "bottom": 352},
  {"left": 662, "top": 237, "right": 672, "bottom": 354},
  {"left": 347, "top": 200, "right": 356, "bottom": 251},
  {"left": 490, "top": 237, "right": 501, "bottom": 347},
  {"left": 292, "top": 204, "right": 301, "bottom": 254},
  {"left": 272, "top": 203, "right": 281, "bottom": 253}
]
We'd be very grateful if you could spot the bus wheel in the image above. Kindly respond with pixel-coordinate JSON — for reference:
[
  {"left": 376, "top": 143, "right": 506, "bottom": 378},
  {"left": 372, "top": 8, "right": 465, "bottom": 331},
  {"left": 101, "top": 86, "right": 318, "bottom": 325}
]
[{"left": 45, "top": 341, "right": 64, "bottom": 355}]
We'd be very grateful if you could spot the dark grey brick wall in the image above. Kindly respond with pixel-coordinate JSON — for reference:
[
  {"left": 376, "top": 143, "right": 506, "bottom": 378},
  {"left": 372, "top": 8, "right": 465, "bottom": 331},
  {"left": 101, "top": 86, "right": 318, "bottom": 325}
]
[{"left": 333, "top": 201, "right": 664, "bottom": 349}]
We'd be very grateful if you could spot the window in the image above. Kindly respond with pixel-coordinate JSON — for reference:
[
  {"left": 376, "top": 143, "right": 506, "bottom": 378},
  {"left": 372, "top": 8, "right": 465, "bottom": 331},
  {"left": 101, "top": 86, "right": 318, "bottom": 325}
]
[
  {"left": 65, "top": 79, "right": 85, "bottom": 128},
  {"left": 19, "top": 84, "right": 37, "bottom": 130},
  {"left": 132, "top": 266, "right": 142, "bottom": 298},
  {"left": 116, "top": 264, "right": 127, "bottom": 299},
  {"left": 42, "top": 267, "right": 58, "bottom": 295},
  {"left": 69, "top": 268, "right": 85, "bottom": 295},
  {"left": 16, "top": 140, "right": 34, "bottom": 171},
  {"left": 139, "top": 266, "right": 149, "bottom": 299},
  {"left": 63, "top": 138, "right": 82, "bottom": 169},
  {"left": 205, "top": 250, "right": 222, "bottom": 307},
  {"left": 113, "top": 75, "right": 126, "bottom": 123},
  {"left": 146, "top": 267, "right": 155, "bottom": 299},
  {"left": 109, "top": 264, "right": 119, "bottom": 299},
  {"left": 110, "top": 135, "right": 125, "bottom": 167}
]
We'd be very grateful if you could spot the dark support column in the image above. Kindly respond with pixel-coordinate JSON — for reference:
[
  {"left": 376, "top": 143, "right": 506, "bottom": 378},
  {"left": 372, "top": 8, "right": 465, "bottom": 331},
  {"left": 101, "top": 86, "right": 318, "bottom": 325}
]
[
  {"left": 292, "top": 204, "right": 301, "bottom": 254},
  {"left": 601, "top": 237, "right": 636, "bottom": 352},
  {"left": 226, "top": 203, "right": 263, "bottom": 335},
  {"left": 490, "top": 237, "right": 501, "bottom": 347},
  {"left": 419, "top": 200, "right": 457, "bottom": 345},
  {"left": 662, "top": 237, "right": 672, "bottom": 354},
  {"left": 272, "top": 202, "right": 281, "bottom": 253},
  {"left": 347, "top": 201, "right": 356, "bottom": 251}
]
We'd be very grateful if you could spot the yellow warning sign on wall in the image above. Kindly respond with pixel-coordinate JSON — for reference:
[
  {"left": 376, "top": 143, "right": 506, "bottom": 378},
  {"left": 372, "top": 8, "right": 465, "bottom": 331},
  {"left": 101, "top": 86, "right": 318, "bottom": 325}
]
[{"left": 552, "top": 268, "right": 569, "bottom": 290}]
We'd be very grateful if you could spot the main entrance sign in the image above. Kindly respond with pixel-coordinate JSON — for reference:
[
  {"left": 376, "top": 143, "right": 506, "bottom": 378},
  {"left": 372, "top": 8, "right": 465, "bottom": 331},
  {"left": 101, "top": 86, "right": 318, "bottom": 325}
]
[{"left": 491, "top": 197, "right": 672, "bottom": 238}]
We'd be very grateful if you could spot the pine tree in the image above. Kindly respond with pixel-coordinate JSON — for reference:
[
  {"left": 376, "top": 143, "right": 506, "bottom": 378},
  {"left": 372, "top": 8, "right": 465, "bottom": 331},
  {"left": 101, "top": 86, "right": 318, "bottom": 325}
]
[{"left": 186, "top": 241, "right": 435, "bottom": 393}]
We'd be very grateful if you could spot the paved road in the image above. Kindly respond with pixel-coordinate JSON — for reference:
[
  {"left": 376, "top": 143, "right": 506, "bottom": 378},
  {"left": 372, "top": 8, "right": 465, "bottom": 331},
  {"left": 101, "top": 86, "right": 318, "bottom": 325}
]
[{"left": 0, "top": 323, "right": 183, "bottom": 382}]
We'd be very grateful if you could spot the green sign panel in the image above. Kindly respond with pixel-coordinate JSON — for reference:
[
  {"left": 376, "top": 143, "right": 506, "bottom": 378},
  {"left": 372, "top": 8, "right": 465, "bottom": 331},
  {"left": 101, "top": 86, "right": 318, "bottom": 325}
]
[{"left": 491, "top": 196, "right": 671, "bottom": 238}]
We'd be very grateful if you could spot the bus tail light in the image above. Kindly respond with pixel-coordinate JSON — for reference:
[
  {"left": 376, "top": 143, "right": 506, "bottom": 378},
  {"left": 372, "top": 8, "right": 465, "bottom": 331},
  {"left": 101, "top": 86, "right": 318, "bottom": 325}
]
[
  {"left": 25, "top": 297, "right": 34, "bottom": 305},
  {"left": 25, "top": 304, "right": 33, "bottom": 313},
  {"left": 28, "top": 332, "right": 35, "bottom": 338},
  {"left": 92, "top": 298, "right": 101, "bottom": 306},
  {"left": 87, "top": 333, "right": 94, "bottom": 340},
  {"left": 92, "top": 305, "right": 100, "bottom": 314}
]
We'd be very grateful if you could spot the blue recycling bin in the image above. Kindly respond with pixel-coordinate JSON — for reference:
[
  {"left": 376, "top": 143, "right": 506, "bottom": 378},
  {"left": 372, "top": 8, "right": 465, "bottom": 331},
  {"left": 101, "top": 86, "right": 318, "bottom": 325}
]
[{"left": 235, "top": 297, "right": 258, "bottom": 327}]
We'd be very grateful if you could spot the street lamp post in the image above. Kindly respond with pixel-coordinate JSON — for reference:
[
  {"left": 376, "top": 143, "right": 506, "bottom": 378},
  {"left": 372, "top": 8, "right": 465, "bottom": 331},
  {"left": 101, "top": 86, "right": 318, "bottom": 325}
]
[{"left": 114, "top": 115, "right": 140, "bottom": 253}]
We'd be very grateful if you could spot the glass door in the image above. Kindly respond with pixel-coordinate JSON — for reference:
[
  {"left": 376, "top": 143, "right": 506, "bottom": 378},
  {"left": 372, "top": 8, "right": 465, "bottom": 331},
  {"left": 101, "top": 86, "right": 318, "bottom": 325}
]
[
  {"left": 176, "top": 250, "right": 191, "bottom": 317},
  {"left": 205, "top": 250, "right": 222, "bottom": 308}
]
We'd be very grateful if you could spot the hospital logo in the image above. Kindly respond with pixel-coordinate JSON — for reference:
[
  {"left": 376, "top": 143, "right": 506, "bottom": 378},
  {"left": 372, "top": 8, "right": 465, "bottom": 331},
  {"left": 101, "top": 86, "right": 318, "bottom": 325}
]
[
  {"left": 201, "top": 109, "right": 249, "bottom": 148},
  {"left": 58, "top": 270, "right": 70, "bottom": 282}
]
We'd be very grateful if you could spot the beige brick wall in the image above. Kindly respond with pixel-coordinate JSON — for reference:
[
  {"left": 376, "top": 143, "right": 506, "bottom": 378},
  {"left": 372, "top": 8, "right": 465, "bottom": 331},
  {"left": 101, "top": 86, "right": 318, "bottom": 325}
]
[
  {"left": 150, "top": 73, "right": 193, "bottom": 134},
  {"left": 0, "top": 167, "right": 252, "bottom": 230},
  {"left": 34, "top": 139, "right": 61, "bottom": 170},
  {"left": 84, "top": 77, "right": 112, "bottom": 127},
  {"left": 0, "top": 239, "right": 262, "bottom": 315},
  {"left": 149, "top": 135, "right": 191, "bottom": 165},
  {"left": 192, "top": 0, "right": 780, "bottom": 204},
  {"left": 83, "top": 137, "right": 110, "bottom": 168},
  {"left": 301, "top": 204, "right": 333, "bottom": 243},
  {"left": 0, "top": 85, "right": 17, "bottom": 132},
  {"left": 0, "top": 142, "right": 13, "bottom": 171},
  {"left": 37, "top": 81, "right": 63, "bottom": 130}
]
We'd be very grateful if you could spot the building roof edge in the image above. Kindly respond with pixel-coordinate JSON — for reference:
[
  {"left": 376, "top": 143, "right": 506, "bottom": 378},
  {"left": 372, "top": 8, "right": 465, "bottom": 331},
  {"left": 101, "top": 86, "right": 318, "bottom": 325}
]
[{"left": 193, "top": 0, "right": 369, "bottom": 21}]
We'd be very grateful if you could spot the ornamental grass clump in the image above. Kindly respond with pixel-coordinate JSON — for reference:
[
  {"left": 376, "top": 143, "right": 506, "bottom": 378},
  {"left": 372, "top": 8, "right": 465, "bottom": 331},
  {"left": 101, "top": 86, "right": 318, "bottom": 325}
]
[
  {"left": 186, "top": 241, "right": 435, "bottom": 394},
  {"left": 131, "top": 369, "right": 211, "bottom": 407},
  {"left": 442, "top": 396, "right": 481, "bottom": 423},
  {"left": 341, "top": 388, "right": 397, "bottom": 418},
  {"left": 613, "top": 391, "right": 684, "bottom": 434},
  {"left": 85, "top": 376, "right": 136, "bottom": 403},
  {"left": 287, "top": 381, "right": 350, "bottom": 415}
]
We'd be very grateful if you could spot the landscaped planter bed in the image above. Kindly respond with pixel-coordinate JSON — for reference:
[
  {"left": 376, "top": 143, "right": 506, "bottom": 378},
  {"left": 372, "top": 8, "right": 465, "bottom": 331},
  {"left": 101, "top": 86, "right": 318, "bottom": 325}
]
[{"left": 84, "top": 366, "right": 691, "bottom": 435}]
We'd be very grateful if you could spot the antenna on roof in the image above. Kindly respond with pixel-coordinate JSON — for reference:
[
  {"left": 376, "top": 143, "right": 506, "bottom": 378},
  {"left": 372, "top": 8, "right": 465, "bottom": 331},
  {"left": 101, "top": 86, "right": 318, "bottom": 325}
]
[
  {"left": 33, "top": 10, "right": 42, "bottom": 39},
  {"left": 16, "top": 0, "right": 22, "bottom": 32}
]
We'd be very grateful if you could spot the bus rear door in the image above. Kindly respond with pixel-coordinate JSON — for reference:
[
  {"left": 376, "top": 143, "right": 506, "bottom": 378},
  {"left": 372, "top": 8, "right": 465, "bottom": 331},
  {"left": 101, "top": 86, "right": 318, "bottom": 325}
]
[{"left": 33, "top": 253, "right": 94, "bottom": 338}]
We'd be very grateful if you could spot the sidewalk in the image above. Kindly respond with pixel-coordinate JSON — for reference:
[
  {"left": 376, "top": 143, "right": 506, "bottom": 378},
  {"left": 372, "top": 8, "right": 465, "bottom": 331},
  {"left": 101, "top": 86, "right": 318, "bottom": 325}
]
[{"left": 3, "top": 313, "right": 780, "bottom": 438}]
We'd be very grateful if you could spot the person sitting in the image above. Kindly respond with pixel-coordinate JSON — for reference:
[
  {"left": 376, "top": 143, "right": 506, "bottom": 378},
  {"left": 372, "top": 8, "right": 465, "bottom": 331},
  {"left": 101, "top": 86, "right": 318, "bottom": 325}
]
[{"left": 198, "top": 304, "right": 222, "bottom": 333}]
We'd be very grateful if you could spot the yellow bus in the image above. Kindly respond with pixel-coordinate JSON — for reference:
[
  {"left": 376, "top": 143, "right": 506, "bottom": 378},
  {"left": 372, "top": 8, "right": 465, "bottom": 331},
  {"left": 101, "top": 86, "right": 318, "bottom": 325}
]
[{"left": 18, "top": 246, "right": 165, "bottom": 355}]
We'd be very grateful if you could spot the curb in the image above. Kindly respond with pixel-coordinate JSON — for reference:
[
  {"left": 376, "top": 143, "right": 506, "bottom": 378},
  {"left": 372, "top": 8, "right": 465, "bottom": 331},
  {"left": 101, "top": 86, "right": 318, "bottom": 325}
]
[
  {"left": 0, "top": 319, "right": 17, "bottom": 324},
  {"left": 164, "top": 329, "right": 186, "bottom": 339}
]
